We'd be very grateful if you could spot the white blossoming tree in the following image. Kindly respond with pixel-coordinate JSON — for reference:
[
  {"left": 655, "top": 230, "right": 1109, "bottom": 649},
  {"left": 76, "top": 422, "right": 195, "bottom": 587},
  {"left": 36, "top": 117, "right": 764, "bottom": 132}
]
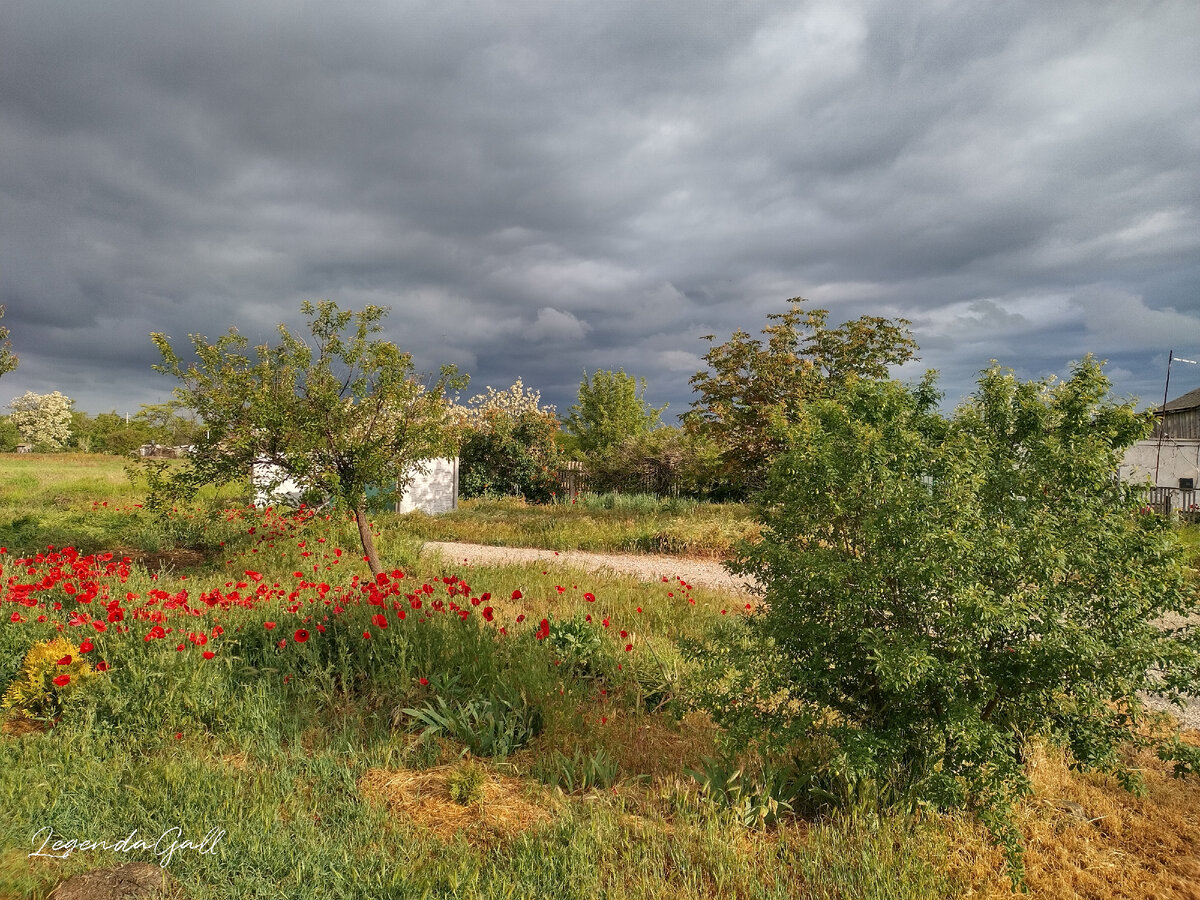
[
  {"left": 451, "top": 379, "right": 562, "bottom": 501},
  {"left": 9, "top": 391, "right": 73, "bottom": 450}
]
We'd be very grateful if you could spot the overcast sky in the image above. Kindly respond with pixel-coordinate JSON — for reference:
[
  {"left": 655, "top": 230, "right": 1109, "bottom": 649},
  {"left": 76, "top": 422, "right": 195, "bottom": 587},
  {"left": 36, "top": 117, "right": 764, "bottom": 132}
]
[{"left": 2, "top": 0, "right": 1198, "bottom": 420}]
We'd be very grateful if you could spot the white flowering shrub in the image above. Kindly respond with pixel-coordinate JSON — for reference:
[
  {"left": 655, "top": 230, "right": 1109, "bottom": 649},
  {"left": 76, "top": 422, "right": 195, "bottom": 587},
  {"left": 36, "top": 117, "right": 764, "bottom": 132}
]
[{"left": 9, "top": 390, "right": 73, "bottom": 450}]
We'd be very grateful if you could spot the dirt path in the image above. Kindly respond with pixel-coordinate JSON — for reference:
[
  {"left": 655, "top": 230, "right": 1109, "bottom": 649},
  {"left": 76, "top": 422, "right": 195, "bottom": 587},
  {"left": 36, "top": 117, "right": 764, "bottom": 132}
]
[{"left": 419, "top": 540, "right": 759, "bottom": 597}]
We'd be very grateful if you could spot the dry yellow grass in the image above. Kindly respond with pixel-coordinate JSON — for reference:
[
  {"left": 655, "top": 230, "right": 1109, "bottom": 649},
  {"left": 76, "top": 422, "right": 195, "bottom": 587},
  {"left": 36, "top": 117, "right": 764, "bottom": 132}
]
[
  {"left": 359, "top": 763, "right": 560, "bottom": 845},
  {"left": 943, "top": 731, "right": 1200, "bottom": 899}
]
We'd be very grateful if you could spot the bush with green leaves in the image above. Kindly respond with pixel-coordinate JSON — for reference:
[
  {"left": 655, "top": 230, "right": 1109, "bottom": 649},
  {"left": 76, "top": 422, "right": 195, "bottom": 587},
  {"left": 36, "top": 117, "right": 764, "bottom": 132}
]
[
  {"left": 694, "top": 357, "right": 1200, "bottom": 875},
  {"left": 545, "top": 615, "right": 614, "bottom": 681},
  {"left": 585, "top": 427, "right": 723, "bottom": 499},
  {"left": 686, "top": 298, "right": 917, "bottom": 498},
  {"left": 455, "top": 380, "right": 561, "bottom": 502}
]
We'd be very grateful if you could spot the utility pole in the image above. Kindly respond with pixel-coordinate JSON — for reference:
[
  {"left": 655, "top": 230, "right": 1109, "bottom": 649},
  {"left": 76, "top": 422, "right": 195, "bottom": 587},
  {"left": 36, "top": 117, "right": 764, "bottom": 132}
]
[{"left": 1154, "top": 350, "right": 1199, "bottom": 485}]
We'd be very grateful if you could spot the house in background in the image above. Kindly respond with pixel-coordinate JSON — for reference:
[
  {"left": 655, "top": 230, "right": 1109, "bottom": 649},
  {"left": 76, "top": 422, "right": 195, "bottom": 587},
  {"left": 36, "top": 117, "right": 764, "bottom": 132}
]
[{"left": 1120, "top": 385, "right": 1199, "bottom": 515}]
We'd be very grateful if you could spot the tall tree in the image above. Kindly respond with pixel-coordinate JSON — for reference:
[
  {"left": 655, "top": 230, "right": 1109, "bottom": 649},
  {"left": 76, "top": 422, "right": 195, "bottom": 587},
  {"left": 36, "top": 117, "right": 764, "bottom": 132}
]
[
  {"left": 0, "top": 306, "right": 17, "bottom": 379},
  {"left": 687, "top": 297, "right": 917, "bottom": 496},
  {"left": 150, "top": 300, "right": 466, "bottom": 575},
  {"left": 565, "top": 369, "right": 666, "bottom": 456}
]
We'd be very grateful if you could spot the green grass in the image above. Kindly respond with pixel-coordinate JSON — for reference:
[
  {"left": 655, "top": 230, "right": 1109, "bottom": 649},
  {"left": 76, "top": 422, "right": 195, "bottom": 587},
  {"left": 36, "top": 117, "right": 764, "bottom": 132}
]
[
  {"left": 0, "top": 456, "right": 968, "bottom": 899},
  {"left": 394, "top": 494, "right": 759, "bottom": 558}
]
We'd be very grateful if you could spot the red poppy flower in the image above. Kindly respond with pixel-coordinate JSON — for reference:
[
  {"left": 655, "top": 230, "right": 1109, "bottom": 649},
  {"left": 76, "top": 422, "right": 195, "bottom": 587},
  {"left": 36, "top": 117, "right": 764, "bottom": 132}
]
[
  {"left": 584, "top": 593, "right": 595, "bottom": 603},
  {"left": 53, "top": 674, "right": 70, "bottom": 687},
  {"left": 56, "top": 655, "right": 72, "bottom": 666},
  {"left": 96, "top": 661, "right": 109, "bottom": 672},
  {"left": 202, "top": 651, "right": 215, "bottom": 660},
  {"left": 535, "top": 618, "right": 550, "bottom": 641},
  {"left": 264, "top": 621, "right": 276, "bottom": 630},
  {"left": 511, "top": 589, "right": 522, "bottom": 600},
  {"left": 624, "top": 644, "right": 633, "bottom": 652},
  {"left": 418, "top": 677, "right": 429, "bottom": 686},
  {"left": 482, "top": 607, "right": 494, "bottom": 622},
  {"left": 371, "top": 613, "right": 388, "bottom": 629},
  {"left": 9, "top": 611, "right": 22, "bottom": 623},
  {"left": 294, "top": 629, "right": 309, "bottom": 643},
  {"left": 79, "top": 640, "right": 93, "bottom": 653},
  {"left": 362, "top": 631, "right": 371, "bottom": 640}
]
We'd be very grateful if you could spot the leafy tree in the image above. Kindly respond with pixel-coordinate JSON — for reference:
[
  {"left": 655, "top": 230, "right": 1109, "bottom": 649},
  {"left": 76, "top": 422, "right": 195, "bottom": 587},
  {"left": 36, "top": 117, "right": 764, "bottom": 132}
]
[
  {"left": 565, "top": 369, "right": 666, "bottom": 456},
  {"left": 9, "top": 391, "right": 72, "bottom": 450},
  {"left": 150, "top": 300, "right": 466, "bottom": 575},
  {"left": 694, "top": 358, "right": 1200, "bottom": 875},
  {"left": 0, "top": 417, "right": 19, "bottom": 452},
  {"left": 454, "top": 379, "right": 561, "bottom": 502},
  {"left": 586, "top": 427, "right": 722, "bottom": 498},
  {"left": 76, "top": 411, "right": 159, "bottom": 456},
  {"left": 0, "top": 306, "right": 16, "bottom": 379},
  {"left": 134, "top": 402, "right": 204, "bottom": 446},
  {"left": 687, "top": 298, "right": 917, "bottom": 497}
]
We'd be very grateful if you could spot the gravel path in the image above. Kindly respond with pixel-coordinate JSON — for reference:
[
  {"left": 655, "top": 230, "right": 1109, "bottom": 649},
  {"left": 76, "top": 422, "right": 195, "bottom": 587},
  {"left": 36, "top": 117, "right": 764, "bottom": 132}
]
[
  {"left": 420, "top": 540, "right": 1198, "bottom": 731},
  {"left": 419, "top": 540, "right": 758, "bottom": 597}
]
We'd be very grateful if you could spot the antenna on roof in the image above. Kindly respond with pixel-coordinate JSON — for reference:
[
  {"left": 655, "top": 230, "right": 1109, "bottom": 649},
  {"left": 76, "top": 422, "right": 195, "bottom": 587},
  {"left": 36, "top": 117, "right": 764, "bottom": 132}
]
[{"left": 1155, "top": 350, "right": 1199, "bottom": 484}]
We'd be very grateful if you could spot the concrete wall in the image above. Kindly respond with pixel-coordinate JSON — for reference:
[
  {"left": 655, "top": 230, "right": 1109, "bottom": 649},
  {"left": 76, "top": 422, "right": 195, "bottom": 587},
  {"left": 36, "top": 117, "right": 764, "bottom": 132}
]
[
  {"left": 253, "top": 457, "right": 459, "bottom": 515},
  {"left": 1120, "top": 438, "right": 1200, "bottom": 490},
  {"left": 399, "top": 457, "right": 458, "bottom": 515}
]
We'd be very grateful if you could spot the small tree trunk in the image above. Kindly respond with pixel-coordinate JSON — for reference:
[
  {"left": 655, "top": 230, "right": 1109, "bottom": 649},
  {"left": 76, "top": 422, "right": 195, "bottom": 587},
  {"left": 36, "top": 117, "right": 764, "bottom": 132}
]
[{"left": 353, "top": 502, "right": 383, "bottom": 577}]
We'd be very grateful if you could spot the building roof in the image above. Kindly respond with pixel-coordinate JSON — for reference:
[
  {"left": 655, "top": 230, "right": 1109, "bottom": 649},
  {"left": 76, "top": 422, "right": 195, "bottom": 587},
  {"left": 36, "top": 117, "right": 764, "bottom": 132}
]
[{"left": 1161, "top": 385, "right": 1200, "bottom": 413}]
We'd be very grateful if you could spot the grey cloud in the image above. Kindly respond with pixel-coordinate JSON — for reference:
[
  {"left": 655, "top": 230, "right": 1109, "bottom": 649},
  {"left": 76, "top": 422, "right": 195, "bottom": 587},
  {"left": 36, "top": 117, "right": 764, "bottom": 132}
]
[{"left": 0, "top": 0, "right": 1197, "bottom": 419}]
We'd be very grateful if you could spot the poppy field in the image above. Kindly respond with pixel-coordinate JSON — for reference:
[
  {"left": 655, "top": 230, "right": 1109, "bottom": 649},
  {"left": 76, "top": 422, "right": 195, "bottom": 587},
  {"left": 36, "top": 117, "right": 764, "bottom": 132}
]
[{"left": 0, "top": 454, "right": 1197, "bottom": 899}]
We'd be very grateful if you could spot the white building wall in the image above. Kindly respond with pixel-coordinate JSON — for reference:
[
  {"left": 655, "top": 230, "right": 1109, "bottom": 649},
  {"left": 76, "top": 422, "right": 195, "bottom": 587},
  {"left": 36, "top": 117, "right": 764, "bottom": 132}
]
[
  {"left": 1120, "top": 439, "right": 1200, "bottom": 489},
  {"left": 399, "top": 457, "right": 458, "bottom": 514},
  {"left": 252, "top": 457, "right": 459, "bottom": 515}
]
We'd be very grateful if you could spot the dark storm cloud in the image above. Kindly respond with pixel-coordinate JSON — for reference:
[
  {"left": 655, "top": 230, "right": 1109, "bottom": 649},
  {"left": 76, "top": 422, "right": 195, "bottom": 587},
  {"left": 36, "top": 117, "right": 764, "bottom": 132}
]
[{"left": 1, "top": 0, "right": 1197, "bottom": 420}]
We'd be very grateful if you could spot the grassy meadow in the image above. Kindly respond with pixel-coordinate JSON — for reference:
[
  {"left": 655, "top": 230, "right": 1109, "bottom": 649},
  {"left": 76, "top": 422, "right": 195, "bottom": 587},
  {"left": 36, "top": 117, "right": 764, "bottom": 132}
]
[
  {"left": 0, "top": 454, "right": 1197, "bottom": 899},
  {"left": 394, "top": 493, "right": 760, "bottom": 559}
]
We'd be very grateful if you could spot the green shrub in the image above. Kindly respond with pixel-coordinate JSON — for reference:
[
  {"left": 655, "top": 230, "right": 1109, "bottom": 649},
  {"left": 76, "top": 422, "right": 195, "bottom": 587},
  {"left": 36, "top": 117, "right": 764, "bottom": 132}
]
[
  {"left": 545, "top": 616, "right": 614, "bottom": 681},
  {"left": 695, "top": 358, "right": 1200, "bottom": 877},
  {"left": 446, "top": 760, "right": 487, "bottom": 804}
]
